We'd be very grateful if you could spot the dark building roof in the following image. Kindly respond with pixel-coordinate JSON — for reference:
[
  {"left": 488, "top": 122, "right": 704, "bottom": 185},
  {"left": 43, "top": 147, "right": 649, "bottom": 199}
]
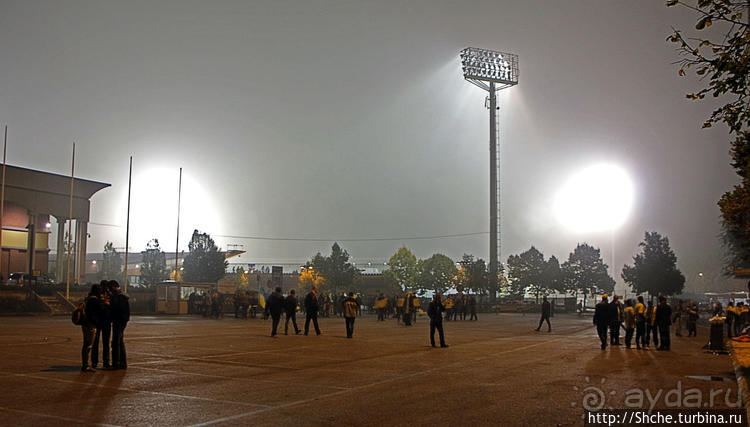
[{"left": 2, "top": 163, "right": 110, "bottom": 221}]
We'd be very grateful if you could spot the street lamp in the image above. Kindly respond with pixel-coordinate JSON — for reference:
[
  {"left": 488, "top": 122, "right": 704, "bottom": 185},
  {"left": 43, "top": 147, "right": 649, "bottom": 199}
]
[{"left": 459, "top": 47, "right": 519, "bottom": 301}]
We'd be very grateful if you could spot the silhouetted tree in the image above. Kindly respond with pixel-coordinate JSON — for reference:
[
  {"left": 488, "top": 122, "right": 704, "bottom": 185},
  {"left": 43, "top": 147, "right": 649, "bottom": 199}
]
[
  {"left": 415, "top": 253, "right": 457, "bottom": 296},
  {"left": 507, "top": 247, "right": 547, "bottom": 301},
  {"left": 97, "top": 241, "right": 122, "bottom": 281},
  {"left": 182, "top": 230, "right": 228, "bottom": 283},
  {"left": 140, "top": 239, "right": 168, "bottom": 287},
  {"left": 562, "top": 243, "right": 615, "bottom": 307},
  {"left": 309, "top": 243, "right": 358, "bottom": 295},
  {"left": 542, "top": 255, "right": 565, "bottom": 293},
  {"left": 622, "top": 231, "right": 685, "bottom": 296},
  {"left": 456, "top": 254, "right": 489, "bottom": 295},
  {"left": 384, "top": 246, "right": 418, "bottom": 292}
]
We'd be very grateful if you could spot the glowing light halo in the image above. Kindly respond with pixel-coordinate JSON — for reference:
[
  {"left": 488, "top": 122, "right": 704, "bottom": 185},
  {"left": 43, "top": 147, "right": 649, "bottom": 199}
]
[
  {"left": 553, "top": 164, "right": 634, "bottom": 233},
  {"left": 116, "top": 167, "right": 223, "bottom": 251}
]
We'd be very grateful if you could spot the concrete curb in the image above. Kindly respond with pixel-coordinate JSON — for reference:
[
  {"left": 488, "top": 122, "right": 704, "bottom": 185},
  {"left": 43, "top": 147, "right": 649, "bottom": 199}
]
[{"left": 728, "top": 341, "right": 750, "bottom": 425}]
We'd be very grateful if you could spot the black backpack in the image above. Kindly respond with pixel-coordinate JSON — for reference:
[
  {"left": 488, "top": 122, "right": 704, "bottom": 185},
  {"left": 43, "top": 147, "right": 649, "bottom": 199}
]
[{"left": 71, "top": 302, "right": 86, "bottom": 326}]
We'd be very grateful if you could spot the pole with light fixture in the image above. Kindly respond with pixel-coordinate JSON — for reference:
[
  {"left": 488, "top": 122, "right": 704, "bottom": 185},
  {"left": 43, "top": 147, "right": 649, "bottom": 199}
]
[{"left": 459, "top": 47, "right": 518, "bottom": 303}]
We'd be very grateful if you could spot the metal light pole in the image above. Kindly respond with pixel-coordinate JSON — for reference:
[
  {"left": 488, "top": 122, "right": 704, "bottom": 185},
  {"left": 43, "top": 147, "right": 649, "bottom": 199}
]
[{"left": 460, "top": 47, "right": 518, "bottom": 302}]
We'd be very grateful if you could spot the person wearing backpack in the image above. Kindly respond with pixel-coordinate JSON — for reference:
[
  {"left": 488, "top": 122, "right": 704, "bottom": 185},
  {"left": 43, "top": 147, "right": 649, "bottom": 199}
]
[
  {"left": 109, "top": 280, "right": 130, "bottom": 370},
  {"left": 81, "top": 284, "right": 104, "bottom": 372}
]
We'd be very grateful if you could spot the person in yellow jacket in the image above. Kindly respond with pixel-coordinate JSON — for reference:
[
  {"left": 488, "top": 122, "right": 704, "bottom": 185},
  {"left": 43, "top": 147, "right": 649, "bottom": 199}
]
[
  {"left": 444, "top": 296, "right": 455, "bottom": 321},
  {"left": 343, "top": 291, "right": 359, "bottom": 338},
  {"left": 402, "top": 292, "right": 415, "bottom": 326},
  {"left": 645, "top": 300, "right": 658, "bottom": 348},
  {"left": 624, "top": 299, "right": 636, "bottom": 349},
  {"left": 634, "top": 296, "right": 646, "bottom": 349},
  {"left": 396, "top": 296, "right": 405, "bottom": 324}
]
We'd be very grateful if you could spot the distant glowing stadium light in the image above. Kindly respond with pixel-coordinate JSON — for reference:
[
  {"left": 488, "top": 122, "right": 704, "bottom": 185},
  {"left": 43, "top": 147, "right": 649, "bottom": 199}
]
[{"left": 459, "top": 47, "right": 518, "bottom": 303}]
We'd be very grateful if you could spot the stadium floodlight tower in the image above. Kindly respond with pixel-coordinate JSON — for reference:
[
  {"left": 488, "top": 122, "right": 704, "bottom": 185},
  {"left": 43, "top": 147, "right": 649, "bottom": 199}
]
[{"left": 460, "top": 47, "right": 518, "bottom": 302}]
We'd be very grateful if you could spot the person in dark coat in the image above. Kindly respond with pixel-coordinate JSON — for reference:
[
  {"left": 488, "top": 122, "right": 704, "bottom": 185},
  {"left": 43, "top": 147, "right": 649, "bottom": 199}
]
[
  {"left": 81, "top": 284, "right": 103, "bottom": 372},
  {"left": 608, "top": 295, "right": 623, "bottom": 345},
  {"left": 655, "top": 296, "right": 673, "bottom": 351},
  {"left": 428, "top": 293, "right": 448, "bottom": 348},
  {"left": 726, "top": 301, "right": 736, "bottom": 338},
  {"left": 536, "top": 295, "right": 551, "bottom": 332},
  {"left": 267, "top": 286, "right": 285, "bottom": 337},
  {"left": 284, "top": 289, "right": 301, "bottom": 335},
  {"left": 468, "top": 294, "right": 478, "bottom": 321},
  {"left": 304, "top": 286, "right": 321, "bottom": 335},
  {"left": 92, "top": 280, "right": 112, "bottom": 369},
  {"left": 593, "top": 294, "right": 611, "bottom": 350},
  {"left": 109, "top": 280, "right": 130, "bottom": 369}
]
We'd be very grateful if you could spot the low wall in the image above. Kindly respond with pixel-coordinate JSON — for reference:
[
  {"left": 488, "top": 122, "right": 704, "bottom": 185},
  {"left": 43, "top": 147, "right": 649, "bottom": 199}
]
[{"left": 0, "top": 288, "right": 49, "bottom": 314}]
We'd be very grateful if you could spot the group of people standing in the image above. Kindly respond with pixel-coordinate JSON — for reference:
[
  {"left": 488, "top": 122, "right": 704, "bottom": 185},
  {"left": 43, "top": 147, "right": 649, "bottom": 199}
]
[
  {"left": 725, "top": 301, "right": 750, "bottom": 338},
  {"left": 264, "top": 286, "right": 335, "bottom": 337},
  {"left": 372, "top": 292, "right": 479, "bottom": 326},
  {"left": 81, "top": 280, "right": 130, "bottom": 372},
  {"left": 187, "top": 290, "right": 225, "bottom": 318},
  {"left": 442, "top": 294, "right": 478, "bottom": 321},
  {"left": 594, "top": 294, "right": 674, "bottom": 351}
]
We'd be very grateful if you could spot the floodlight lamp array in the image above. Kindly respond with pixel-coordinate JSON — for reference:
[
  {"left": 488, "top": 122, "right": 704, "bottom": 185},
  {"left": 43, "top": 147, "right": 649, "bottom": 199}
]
[{"left": 460, "top": 47, "right": 519, "bottom": 88}]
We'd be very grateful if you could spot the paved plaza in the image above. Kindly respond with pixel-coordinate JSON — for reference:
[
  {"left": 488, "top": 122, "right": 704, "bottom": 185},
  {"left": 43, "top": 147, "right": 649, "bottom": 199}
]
[{"left": 0, "top": 313, "right": 741, "bottom": 426}]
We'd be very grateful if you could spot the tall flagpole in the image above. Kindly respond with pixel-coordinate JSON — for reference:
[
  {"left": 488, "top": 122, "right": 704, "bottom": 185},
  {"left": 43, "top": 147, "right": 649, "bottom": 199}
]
[
  {"left": 0, "top": 126, "right": 7, "bottom": 283},
  {"left": 175, "top": 167, "right": 182, "bottom": 280},
  {"left": 66, "top": 143, "right": 75, "bottom": 299},
  {"left": 124, "top": 156, "right": 132, "bottom": 293}
]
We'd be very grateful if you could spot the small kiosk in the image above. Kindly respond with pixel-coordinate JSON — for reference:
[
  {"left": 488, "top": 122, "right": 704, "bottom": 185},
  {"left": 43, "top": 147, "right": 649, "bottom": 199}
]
[{"left": 156, "top": 281, "right": 215, "bottom": 314}]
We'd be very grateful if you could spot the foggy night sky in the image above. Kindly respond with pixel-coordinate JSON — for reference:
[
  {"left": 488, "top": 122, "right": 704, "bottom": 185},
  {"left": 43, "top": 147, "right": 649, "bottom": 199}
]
[{"left": 0, "top": 0, "right": 743, "bottom": 292}]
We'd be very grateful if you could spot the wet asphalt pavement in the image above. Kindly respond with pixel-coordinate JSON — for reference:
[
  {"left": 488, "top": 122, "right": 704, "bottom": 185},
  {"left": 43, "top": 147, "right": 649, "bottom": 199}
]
[{"left": 0, "top": 312, "right": 739, "bottom": 426}]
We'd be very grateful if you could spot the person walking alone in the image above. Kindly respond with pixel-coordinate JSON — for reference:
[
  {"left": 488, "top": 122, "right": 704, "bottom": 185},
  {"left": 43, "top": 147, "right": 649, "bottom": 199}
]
[
  {"left": 536, "top": 295, "right": 551, "bottom": 332},
  {"left": 267, "top": 287, "right": 285, "bottom": 337},
  {"left": 304, "top": 285, "right": 322, "bottom": 336},
  {"left": 284, "top": 289, "right": 301, "bottom": 335},
  {"left": 594, "top": 294, "right": 611, "bottom": 350},
  {"left": 343, "top": 292, "right": 358, "bottom": 338}
]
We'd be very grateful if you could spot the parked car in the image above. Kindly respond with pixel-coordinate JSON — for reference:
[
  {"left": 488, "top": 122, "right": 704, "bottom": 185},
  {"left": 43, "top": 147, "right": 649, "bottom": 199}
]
[
  {"left": 6, "top": 272, "right": 25, "bottom": 286},
  {"left": 6, "top": 273, "right": 54, "bottom": 286}
]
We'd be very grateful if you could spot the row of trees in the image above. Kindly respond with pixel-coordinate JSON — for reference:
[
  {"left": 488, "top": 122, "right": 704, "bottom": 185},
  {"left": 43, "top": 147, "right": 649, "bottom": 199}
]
[
  {"left": 506, "top": 244, "right": 613, "bottom": 304},
  {"left": 95, "top": 229, "right": 227, "bottom": 287},
  {"left": 93, "top": 229, "right": 684, "bottom": 301},
  {"left": 378, "top": 231, "right": 685, "bottom": 302},
  {"left": 507, "top": 232, "right": 685, "bottom": 302}
]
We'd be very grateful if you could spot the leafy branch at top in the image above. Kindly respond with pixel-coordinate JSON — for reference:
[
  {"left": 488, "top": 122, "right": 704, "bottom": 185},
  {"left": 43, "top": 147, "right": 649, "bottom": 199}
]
[{"left": 667, "top": 0, "right": 749, "bottom": 133}]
